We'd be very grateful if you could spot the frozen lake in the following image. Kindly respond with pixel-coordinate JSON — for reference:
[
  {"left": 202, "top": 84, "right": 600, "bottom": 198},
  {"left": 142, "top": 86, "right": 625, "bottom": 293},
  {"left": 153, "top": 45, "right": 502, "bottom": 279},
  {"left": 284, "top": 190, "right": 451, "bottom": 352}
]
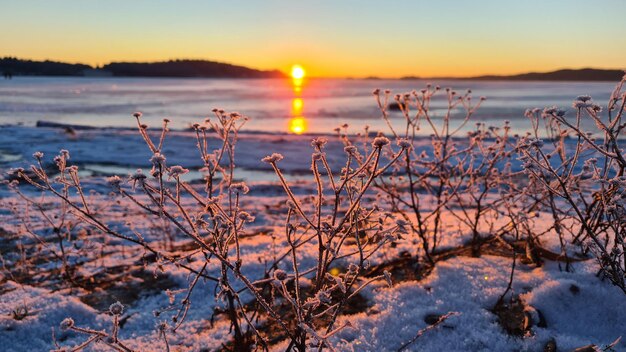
[{"left": 0, "top": 77, "right": 618, "bottom": 135}]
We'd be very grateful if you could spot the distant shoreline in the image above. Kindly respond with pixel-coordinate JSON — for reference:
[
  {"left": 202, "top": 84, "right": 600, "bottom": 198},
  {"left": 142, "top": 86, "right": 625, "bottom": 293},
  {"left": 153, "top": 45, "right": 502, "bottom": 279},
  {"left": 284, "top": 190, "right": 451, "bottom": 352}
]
[
  {"left": 1, "top": 57, "right": 285, "bottom": 79},
  {"left": 1, "top": 57, "right": 623, "bottom": 81},
  {"left": 1, "top": 75, "right": 622, "bottom": 83}
]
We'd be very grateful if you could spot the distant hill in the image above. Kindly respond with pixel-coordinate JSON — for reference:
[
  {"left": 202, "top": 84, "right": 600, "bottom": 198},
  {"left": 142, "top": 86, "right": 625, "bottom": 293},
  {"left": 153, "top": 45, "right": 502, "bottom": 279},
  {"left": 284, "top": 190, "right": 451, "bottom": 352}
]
[
  {"left": 466, "top": 68, "right": 624, "bottom": 82},
  {"left": 102, "top": 59, "right": 284, "bottom": 78},
  {"left": 0, "top": 57, "right": 91, "bottom": 76},
  {"left": 2, "top": 58, "right": 623, "bottom": 81},
  {"left": 1, "top": 57, "right": 285, "bottom": 78}
]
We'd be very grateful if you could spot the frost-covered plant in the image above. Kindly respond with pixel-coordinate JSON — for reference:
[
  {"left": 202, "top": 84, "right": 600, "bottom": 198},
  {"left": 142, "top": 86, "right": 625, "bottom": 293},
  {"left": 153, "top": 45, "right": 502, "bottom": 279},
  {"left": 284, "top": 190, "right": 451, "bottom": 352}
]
[
  {"left": 444, "top": 121, "right": 514, "bottom": 256},
  {"left": 260, "top": 135, "right": 406, "bottom": 350},
  {"left": 368, "top": 86, "right": 488, "bottom": 262},
  {"left": 52, "top": 302, "right": 133, "bottom": 352},
  {"left": 519, "top": 74, "right": 626, "bottom": 293},
  {"left": 4, "top": 150, "right": 100, "bottom": 288},
  {"left": 9, "top": 110, "right": 404, "bottom": 351}
]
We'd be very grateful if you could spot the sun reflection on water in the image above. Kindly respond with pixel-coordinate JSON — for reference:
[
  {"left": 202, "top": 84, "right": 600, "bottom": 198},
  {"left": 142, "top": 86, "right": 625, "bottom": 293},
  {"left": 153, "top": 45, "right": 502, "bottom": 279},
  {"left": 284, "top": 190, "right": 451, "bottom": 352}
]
[
  {"left": 289, "top": 116, "right": 307, "bottom": 134},
  {"left": 288, "top": 68, "right": 308, "bottom": 134}
]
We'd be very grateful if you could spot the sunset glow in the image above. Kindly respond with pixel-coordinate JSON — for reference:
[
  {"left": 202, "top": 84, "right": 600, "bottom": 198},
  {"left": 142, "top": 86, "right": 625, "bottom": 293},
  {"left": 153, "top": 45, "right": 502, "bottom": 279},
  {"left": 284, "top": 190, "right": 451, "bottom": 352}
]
[{"left": 1, "top": 1, "right": 625, "bottom": 78}]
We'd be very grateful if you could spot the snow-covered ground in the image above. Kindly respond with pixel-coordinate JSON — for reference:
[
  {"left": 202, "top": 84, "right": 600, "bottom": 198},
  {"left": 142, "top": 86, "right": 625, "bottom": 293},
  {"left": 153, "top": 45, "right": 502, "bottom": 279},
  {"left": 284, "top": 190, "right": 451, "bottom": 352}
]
[{"left": 0, "top": 125, "right": 624, "bottom": 351}]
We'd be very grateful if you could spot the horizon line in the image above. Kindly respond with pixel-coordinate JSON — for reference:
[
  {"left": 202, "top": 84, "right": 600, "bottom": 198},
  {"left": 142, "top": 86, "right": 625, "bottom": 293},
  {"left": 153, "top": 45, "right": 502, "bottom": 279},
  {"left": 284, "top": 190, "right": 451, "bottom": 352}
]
[{"left": 2, "top": 56, "right": 624, "bottom": 80}]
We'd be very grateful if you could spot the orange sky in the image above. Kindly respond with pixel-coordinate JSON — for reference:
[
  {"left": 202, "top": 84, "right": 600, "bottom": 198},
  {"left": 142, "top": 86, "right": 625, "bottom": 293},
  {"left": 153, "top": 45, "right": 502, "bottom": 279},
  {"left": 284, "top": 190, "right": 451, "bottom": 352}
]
[{"left": 2, "top": 1, "right": 625, "bottom": 78}]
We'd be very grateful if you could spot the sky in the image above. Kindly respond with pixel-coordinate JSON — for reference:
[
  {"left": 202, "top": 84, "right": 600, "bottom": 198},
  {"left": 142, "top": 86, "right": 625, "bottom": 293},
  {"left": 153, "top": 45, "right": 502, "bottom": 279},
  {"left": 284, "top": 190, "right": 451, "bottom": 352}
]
[{"left": 1, "top": 0, "right": 625, "bottom": 78}]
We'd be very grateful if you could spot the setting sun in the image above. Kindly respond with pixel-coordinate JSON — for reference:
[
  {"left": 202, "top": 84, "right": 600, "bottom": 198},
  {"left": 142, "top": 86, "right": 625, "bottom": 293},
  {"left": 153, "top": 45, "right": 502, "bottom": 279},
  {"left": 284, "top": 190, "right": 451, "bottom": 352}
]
[{"left": 291, "top": 65, "right": 305, "bottom": 79}]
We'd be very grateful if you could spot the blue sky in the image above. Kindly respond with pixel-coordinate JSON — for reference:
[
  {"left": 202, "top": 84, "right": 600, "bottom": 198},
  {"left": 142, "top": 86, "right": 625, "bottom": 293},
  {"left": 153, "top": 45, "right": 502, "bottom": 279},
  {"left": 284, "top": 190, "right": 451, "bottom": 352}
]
[{"left": 1, "top": 0, "right": 625, "bottom": 77}]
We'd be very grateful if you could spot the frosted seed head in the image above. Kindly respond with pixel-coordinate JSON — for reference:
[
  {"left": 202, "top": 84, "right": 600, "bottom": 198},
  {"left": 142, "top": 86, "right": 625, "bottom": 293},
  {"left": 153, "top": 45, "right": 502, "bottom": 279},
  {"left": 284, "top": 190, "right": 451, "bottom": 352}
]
[
  {"left": 348, "top": 263, "right": 359, "bottom": 273},
  {"left": 157, "top": 321, "right": 169, "bottom": 332},
  {"left": 60, "top": 317, "right": 74, "bottom": 330},
  {"left": 109, "top": 301, "right": 124, "bottom": 315},
  {"left": 261, "top": 153, "right": 284, "bottom": 164},
  {"left": 573, "top": 100, "right": 593, "bottom": 109},
  {"left": 8, "top": 167, "right": 24, "bottom": 176},
  {"left": 372, "top": 136, "right": 390, "bottom": 148},
  {"left": 229, "top": 182, "right": 249, "bottom": 194},
  {"left": 311, "top": 137, "right": 328, "bottom": 149},
  {"left": 150, "top": 153, "right": 166, "bottom": 163},
  {"left": 238, "top": 211, "right": 255, "bottom": 222},
  {"left": 315, "top": 290, "right": 332, "bottom": 305},
  {"left": 107, "top": 175, "right": 122, "bottom": 188},
  {"left": 273, "top": 269, "right": 287, "bottom": 281},
  {"left": 168, "top": 165, "right": 189, "bottom": 179},
  {"left": 130, "top": 169, "right": 147, "bottom": 181},
  {"left": 397, "top": 139, "right": 412, "bottom": 149},
  {"left": 344, "top": 145, "right": 358, "bottom": 155}
]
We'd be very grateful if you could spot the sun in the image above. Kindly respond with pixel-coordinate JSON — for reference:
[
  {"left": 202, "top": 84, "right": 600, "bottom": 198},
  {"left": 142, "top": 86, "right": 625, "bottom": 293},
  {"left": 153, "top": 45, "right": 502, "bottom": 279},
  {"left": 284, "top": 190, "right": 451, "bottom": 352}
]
[{"left": 291, "top": 65, "right": 305, "bottom": 79}]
